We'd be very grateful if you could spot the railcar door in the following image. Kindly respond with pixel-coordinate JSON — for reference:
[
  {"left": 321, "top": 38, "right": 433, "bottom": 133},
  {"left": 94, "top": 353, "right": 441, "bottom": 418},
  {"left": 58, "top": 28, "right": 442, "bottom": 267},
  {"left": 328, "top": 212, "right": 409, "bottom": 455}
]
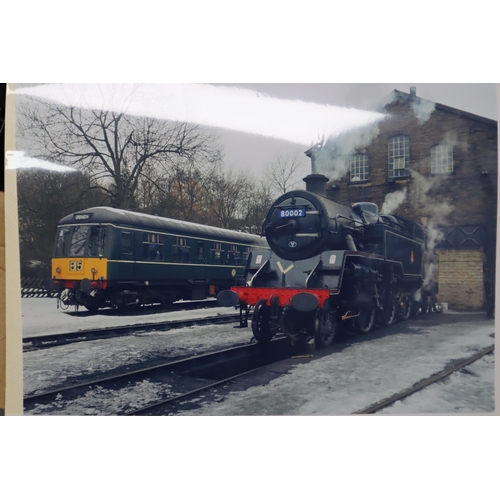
[{"left": 115, "top": 229, "right": 137, "bottom": 281}]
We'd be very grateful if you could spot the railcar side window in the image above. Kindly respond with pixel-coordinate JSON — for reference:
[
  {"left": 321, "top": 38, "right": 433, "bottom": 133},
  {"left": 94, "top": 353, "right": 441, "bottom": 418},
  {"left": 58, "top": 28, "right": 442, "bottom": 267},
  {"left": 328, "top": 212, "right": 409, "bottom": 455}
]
[
  {"left": 210, "top": 242, "right": 224, "bottom": 264},
  {"left": 88, "top": 226, "right": 107, "bottom": 257},
  {"left": 227, "top": 244, "right": 240, "bottom": 265},
  {"left": 172, "top": 237, "right": 190, "bottom": 263},
  {"left": 143, "top": 233, "right": 164, "bottom": 261}
]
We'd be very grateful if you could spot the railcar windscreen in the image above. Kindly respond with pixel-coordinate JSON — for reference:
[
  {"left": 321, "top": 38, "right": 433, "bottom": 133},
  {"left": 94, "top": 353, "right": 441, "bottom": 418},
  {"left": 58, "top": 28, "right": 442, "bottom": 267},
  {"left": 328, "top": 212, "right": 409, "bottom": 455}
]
[{"left": 54, "top": 225, "right": 107, "bottom": 257}]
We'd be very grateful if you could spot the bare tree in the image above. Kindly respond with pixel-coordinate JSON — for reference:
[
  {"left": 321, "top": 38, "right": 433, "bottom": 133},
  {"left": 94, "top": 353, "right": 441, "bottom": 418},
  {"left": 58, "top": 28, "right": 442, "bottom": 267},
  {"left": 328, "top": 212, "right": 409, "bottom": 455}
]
[
  {"left": 17, "top": 169, "right": 107, "bottom": 277},
  {"left": 136, "top": 158, "right": 217, "bottom": 223},
  {"left": 265, "top": 152, "right": 307, "bottom": 195},
  {"left": 239, "top": 180, "right": 275, "bottom": 234},
  {"left": 18, "top": 97, "right": 223, "bottom": 209},
  {"left": 204, "top": 167, "right": 256, "bottom": 230}
]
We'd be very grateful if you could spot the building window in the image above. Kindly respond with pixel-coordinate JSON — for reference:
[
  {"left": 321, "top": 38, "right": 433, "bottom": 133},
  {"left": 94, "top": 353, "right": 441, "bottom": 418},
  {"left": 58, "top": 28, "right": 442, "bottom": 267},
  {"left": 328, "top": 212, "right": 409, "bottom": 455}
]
[
  {"left": 388, "top": 135, "right": 410, "bottom": 178},
  {"left": 431, "top": 144, "right": 453, "bottom": 174},
  {"left": 350, "top": 153, "right": 369, "bottom": 182}
]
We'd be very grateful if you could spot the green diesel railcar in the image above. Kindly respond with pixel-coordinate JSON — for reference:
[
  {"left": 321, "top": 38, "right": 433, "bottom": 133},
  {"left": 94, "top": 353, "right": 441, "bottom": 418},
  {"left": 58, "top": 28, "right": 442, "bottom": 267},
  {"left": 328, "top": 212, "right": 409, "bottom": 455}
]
[{"left": 51, "top": 207, "right": 268, "bottom": 312}]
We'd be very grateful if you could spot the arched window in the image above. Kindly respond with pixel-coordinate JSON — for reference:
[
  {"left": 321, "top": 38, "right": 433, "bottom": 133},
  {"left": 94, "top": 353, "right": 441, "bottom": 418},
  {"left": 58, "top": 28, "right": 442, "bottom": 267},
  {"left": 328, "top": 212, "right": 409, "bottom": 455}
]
[
  {"left": 350, "top": 153, "right": 369, "bottom": 182},
  {"left": 388, "top": 135, "right": 409, "bottom": 178},
  {"left": 431, "top": 144, "right": 453, "bottom": 174}
]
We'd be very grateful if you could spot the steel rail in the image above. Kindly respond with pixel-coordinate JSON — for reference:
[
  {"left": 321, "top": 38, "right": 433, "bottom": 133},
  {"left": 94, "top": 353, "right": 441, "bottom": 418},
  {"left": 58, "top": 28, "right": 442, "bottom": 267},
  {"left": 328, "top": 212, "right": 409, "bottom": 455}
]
[
  {"left": 123, "top": 366, "right": 266, "bottom": 416},
  {"left": 353, "top": 344, "right": 495, "bottom": 415},
  {"left": 23, "top": 312, "right": 241, "bottom": 351},
  {"left": 23, "top": 337, "right": 291, "bottom": 414}
]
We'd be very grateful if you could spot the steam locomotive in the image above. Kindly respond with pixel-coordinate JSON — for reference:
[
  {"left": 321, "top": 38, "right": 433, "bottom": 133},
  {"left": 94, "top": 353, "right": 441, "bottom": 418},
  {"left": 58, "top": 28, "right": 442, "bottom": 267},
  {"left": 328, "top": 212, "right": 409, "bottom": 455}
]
[
  {"left": 218, "top": 174, "right": 431, "bottom": 347},
  {"left": 49, "top": 207, "right": 268, "bottom": 312}
]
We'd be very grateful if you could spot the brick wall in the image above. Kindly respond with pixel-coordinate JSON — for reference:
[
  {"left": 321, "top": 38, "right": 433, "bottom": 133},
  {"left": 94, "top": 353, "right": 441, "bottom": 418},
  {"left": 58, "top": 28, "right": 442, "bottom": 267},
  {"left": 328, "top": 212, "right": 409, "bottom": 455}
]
[
  {"left": 308, "top": 91, "right": 497, "bottom": 310},
  {"left": 436, "top": 249, "right": 485, "bottom": 308}
]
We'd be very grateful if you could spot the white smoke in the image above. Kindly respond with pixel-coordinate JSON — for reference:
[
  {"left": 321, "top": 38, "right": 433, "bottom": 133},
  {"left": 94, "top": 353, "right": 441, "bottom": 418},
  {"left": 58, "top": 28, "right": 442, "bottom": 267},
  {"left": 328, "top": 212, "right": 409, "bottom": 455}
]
[
  {"left": 312, "top": 120, "right": 383, "bottom": 181},
  {"left": 411, "top": 98, "right": 435, "bottom": 125},
  {"left": 411, "top": 172, "right": 453, "bottom": 250},
  {"left": 5, "top": 151, "right": 76, "bottom": 172},
  {"left": 373, "top": 89, "right": 436, "bottom": 125},
  {"left": 381, "top": 188, "right": 407, "bottom": 215}
]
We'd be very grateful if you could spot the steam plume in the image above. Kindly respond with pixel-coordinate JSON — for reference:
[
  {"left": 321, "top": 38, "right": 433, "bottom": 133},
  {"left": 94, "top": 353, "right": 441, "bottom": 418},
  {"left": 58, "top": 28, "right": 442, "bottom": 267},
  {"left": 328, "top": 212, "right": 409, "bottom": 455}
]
[
  {"left": 14, "top": 83, "right": 385, "bottom": 147},
  {"left": 381, "top": 188, "right": 407, "bottom": 215},
  {"left": 5, "top": 151, "right": 75, "bottom": 172}
]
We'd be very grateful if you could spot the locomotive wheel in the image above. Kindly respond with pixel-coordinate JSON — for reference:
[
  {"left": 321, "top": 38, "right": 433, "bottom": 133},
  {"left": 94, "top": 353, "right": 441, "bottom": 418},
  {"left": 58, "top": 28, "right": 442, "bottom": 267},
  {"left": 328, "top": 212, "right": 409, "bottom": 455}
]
[
  {"left": 251, "top": 301, "right": 274, "bottom": 343},
  {"left": 314, "top": 309, "right": 337, "bottom": 348},
  {"left": 356, "top": 305, "right": 376, "bottom": 334},
  {"left": 400, "top": 295, "right": 412, "bottom": 321},
  {"left": 378, "top": 300, "right": 397, "bottom": 327}
]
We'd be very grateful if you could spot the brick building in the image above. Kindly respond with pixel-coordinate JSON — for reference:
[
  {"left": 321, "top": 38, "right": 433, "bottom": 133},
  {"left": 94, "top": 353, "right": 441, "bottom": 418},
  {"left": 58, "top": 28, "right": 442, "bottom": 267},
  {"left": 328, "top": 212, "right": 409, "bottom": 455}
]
[{"left": 306, "top": 87, "right": 498, "bottom": 309}]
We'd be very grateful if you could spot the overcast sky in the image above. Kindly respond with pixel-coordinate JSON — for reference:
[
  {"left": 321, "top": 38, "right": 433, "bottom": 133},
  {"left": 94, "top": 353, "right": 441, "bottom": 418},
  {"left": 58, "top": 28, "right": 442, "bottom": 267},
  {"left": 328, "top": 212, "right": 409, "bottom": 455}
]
[
  {"left": 211, "top": 83, "right": 497, "bottom": 179},
  {"left": 14, "top": 83, "right": 497, "bottom": 183}
]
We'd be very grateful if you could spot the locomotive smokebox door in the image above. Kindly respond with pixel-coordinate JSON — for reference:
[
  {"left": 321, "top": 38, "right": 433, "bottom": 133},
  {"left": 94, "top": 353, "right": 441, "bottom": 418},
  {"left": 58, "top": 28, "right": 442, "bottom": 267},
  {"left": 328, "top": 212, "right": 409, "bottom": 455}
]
[{"left": 290, "top": 292, "right": 319, "bottom": 312}]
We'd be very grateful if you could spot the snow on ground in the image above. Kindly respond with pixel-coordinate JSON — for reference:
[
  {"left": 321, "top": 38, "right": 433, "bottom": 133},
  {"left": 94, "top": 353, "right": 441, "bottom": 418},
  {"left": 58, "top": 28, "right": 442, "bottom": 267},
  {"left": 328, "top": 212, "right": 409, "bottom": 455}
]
[
  {"left": 171, "top": 320, "right": 495, "bottom": 416},
  {"left": 23, "top": 323, "right": 251, "bottom": 395},
  {"left": 21, "top": 298, "right": 496, "bottom": 415},
  {"left": 21, "top": 297, "right": 234, "bottom": 337},
  {"left": 379, "top": 353, "right": 494, "bottom": 414}
]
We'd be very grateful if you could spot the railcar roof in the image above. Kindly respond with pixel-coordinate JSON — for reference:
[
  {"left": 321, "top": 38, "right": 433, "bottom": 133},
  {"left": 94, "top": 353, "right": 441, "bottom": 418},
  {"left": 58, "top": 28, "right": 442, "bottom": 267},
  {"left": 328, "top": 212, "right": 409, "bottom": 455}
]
[{"left": 58, "top": 206, "right": 267, "bottom": 245}]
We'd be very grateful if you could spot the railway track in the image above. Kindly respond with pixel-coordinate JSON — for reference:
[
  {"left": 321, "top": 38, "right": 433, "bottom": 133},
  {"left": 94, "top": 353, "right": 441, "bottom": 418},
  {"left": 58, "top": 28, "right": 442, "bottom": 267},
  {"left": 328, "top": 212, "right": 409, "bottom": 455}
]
[
  {"left": 24, "top": 336, "right": 296, "bottom": 415},
  {"left": 23, "top": 312, "right": 241, "bottom": 351},
  {"left": 353, "top": 344, "right": 495, "bottom": 414}
]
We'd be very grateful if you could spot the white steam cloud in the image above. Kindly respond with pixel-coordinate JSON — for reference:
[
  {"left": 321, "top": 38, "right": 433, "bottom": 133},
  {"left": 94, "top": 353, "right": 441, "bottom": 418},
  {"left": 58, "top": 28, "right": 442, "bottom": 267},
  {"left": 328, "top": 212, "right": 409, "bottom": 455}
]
[
  {"left": 381, "top": 188, "right": 407, "bottom": 215},
  {"left": 409, "top": 169, "right": 454, "bottom": 294},
  {"left": 311, "top": 121, "right": 382, "bottom": 180},
  {"left": 5, "top": 151, "right": 76, "bottom": 172},
  {"left": 410, "top": 97, "right": 435, "bottom": 125},
  {"left": 14, "top": 83, "right": 385, "bottom": 147}
]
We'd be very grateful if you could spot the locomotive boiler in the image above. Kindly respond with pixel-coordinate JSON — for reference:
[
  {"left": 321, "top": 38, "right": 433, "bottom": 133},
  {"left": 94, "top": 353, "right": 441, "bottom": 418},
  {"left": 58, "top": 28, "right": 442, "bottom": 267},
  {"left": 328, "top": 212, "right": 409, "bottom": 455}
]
[{"left": 218, "top": 174, "right": 430, "bottom": 347}]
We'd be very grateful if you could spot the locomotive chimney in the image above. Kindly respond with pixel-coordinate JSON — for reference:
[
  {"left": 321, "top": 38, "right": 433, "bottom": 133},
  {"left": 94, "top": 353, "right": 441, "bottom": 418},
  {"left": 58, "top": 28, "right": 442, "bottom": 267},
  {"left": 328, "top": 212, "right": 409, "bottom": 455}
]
[
  {"left": 410, "top": 86, "right": 416, "bottom": 97},
  {"left": 303, "top": 174, "right": 329, "bottom": 196}
]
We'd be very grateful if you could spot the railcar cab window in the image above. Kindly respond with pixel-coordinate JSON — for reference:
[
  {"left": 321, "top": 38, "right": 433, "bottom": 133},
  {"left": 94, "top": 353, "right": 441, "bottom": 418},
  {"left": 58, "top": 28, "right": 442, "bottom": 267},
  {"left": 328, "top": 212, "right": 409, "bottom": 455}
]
[
  {"left": 143, "top": 232, "right": 164, "bottom": 261},
  {"left": 431, "top": 144, "right": 453, "bottom": 174},
  {"left": 350, "top": 153, "right": 369, "bottom": 183},
  {"left": 388, "top": 135, "right": 410, "bottom": 178},
  {"left": 54, "top": 225, "right": 108, "bottom": 257},
  {"left": 54, "top": 227, "right": 71, "bottom": 257},
  {"left": 70, "top": 226, "right": 88, "bottom": 256},
  {"left": 172, "top": 237, "right": 190, "bottom": 263}
]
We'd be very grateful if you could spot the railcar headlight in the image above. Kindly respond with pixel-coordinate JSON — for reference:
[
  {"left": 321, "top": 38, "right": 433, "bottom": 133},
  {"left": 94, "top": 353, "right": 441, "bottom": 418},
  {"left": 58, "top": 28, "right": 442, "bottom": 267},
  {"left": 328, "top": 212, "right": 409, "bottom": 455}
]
[
  {"left": 56, "top": 267, "right": 61, "bottom": 273},
  {"left": 91, "top": 268, "right": 97, "bottom": 274}
]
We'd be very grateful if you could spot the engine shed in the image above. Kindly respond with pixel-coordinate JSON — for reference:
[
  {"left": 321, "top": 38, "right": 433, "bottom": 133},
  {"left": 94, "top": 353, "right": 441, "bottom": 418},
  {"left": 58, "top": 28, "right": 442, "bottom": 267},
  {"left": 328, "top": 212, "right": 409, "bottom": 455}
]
[{"left": 306, "top": 87, "right": 497, "bottom": 310}]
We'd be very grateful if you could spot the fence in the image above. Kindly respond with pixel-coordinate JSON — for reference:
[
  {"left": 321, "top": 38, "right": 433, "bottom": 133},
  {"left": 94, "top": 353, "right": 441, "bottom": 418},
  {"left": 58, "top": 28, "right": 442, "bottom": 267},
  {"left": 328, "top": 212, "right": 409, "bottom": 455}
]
[{"left": 20, "top": 277, "right": 56, "bottom": 298}]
